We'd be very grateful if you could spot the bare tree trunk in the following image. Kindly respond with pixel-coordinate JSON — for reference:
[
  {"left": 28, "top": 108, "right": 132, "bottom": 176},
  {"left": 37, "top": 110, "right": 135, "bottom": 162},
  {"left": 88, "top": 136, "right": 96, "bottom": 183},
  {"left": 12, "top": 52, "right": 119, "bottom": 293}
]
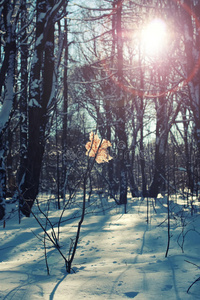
[
  {"left": 181, "top": 108, "right": 194, "bottom": 193},
  {"left": 106, "top": 2, "right": 116, "bottom": 197},
  {"left": 116, "top": 0, "right": 127, "bottom": 207},
  {"left": 17, "top": 0, "right": 28, "bottom": 191},
  {"left": 55, "top": 105, "right": 61, "bottom": 209},
  {"left": 0, "top": 137, "right": 6, "bottom": 220},
  {"left": 19, "top": 0, "right": 55, "bottom": 216},
  {"left": 6, "top": 128, "right": 16, "bottom": 196},
  {"left": 148, "top": 95, "right": 168, "bottom": 198},
  {"left": 62, "top": 13, "right": 69, "bottom": 202},
  {"left": 138, "top": 57, "right": 147, "bottom": 196},
  {"left": 183, "top": 1, "right": 200, "bottom": 177},
  {"left": 0, "top": 0, "right": 16, "bottom": 219}
]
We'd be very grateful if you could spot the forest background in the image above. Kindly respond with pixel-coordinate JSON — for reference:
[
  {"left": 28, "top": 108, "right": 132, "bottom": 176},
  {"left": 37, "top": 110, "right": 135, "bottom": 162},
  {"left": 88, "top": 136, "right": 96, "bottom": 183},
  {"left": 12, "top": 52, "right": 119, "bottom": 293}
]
[{"left": 1, "top": 0, "right": 200, "bottom": 221}]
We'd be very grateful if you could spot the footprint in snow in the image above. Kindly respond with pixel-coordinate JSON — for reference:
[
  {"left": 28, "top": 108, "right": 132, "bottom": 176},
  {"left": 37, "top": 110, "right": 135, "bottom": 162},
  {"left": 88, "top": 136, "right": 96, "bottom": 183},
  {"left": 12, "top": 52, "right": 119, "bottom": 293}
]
[{"left": 162, "top": 284, "right": 172, "bottom": 291}]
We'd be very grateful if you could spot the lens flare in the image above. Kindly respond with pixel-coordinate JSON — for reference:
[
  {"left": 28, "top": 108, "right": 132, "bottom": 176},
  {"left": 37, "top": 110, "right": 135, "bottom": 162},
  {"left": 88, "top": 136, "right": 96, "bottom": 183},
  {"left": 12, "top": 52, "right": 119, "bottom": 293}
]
[
  {"left": 141, "top": 19, "right": 167, "bottom": 56},
  {"left": 99, "top": 0, "right": 200, "bottom": 98}
]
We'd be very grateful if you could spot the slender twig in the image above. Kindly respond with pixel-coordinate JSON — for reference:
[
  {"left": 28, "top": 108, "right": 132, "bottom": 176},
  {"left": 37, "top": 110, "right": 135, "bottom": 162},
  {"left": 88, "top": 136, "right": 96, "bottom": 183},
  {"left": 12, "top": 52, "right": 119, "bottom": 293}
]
[
  {"left": 185, "top": 260, "right": 200, "bottom": 293},
  {"left": 185, "top": 260, "right": 200, "bottom": 268},
  {"left": 44, "top": 201, "right": 50, "bottom": 275},
  {"left": 67, "top": 176, "right": 87, "bottom": 273},
  {"left": 16, "top": 185, "right": 69, "bottom": 270},
  {"left": 165, "top": 143, "right": 170, "bottom": 258},
  {"left": 187, "top": 276, "right": 200, "bottom": 293},
  {"left": 35, "top": 198, "right": 60, "bottom": 247}
]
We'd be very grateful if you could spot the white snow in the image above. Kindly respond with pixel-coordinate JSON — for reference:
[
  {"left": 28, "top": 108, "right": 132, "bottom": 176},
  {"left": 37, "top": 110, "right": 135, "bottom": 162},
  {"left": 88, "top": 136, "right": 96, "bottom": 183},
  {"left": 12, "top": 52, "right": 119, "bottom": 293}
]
[
  {"left": 38, "top": 13, "right": 46, "bottom": 23},
  {"left": 178, "top": 167, "right": 186, "bottom": 172},
  {"left": 0, "top": 97, "right": 13, "bottom": 131},
  {"left": 0, "top": 194, "right": 200, "bottom": 300},
  {"left": 36, "top": 33, "right": 44, "bottom": 47},
  {"left": 0, "top": 52, "right": 15, "bottom": 131}
]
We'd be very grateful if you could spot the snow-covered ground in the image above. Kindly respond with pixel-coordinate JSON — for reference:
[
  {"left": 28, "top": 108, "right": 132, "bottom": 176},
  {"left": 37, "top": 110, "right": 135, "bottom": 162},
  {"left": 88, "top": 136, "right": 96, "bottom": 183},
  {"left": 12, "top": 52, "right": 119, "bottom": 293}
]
[{"left": 0, "top": 193, "right": 200, "bottom": 299}]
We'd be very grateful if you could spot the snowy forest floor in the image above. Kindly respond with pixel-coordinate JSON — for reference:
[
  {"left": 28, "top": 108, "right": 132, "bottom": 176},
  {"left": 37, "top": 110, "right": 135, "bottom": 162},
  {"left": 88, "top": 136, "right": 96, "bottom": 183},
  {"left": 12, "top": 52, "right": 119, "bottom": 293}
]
[{"left": 0, "top": 192, "right": 200, "bottom": 300}]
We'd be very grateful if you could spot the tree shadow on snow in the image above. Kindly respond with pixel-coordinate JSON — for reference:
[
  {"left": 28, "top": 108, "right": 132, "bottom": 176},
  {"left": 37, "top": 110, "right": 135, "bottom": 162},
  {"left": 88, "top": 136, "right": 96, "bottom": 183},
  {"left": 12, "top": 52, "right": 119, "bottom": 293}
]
[{"left": 49, "top": 273, "right": 68, "bottom": 300}]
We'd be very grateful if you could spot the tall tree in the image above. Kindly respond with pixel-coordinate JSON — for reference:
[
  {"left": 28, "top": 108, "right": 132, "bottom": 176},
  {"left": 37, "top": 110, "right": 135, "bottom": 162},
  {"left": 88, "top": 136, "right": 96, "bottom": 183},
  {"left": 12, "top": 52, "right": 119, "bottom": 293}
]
[
  {"left": 18, "top": 0, "right": 28, "bottom": 192},
  {"left": 18, "top": 0, "right": 68, "bottom": 216},
  {"left": 0, "top": 0, "right": 17, "bottom": 219},
  {"left": 62, "top": 6, "right": 69, "bottom": 201},
  {"left": 182, "top": 1, "right": 200, "bottom": 166},
  {"left": 115, "top": 0, "right": 128, "bottom": 206}
]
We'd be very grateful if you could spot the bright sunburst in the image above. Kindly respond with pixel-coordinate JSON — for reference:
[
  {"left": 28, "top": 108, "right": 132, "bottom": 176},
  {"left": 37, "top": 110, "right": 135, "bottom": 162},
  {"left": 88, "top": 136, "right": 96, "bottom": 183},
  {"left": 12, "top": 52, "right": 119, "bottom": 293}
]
[{"left": 141, "top": 18, "right": 167, "bottom": 56}]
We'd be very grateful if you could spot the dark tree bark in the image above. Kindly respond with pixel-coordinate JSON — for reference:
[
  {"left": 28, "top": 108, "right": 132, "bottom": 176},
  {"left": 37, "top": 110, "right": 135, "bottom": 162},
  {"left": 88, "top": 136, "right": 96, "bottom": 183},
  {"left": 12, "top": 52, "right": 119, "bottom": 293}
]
[
  {"left": 182, "top": 107, "right": 194, "bottom": 193},
  {"left": 6, "top": 128, "right": 16, "bottom": 196},
  {"left": 137, "top": 54, "right": 147, "bottom": 196},
  {"left": 17, "top": 0, "right": 28, "bottom": 191},
  {"left": 0, "top": 0, "right": 16, "bottom": 220},
  {"left": 19, "top": 0, "right": 55, "bottom": 216},
  {"left": 62, "top": 12, "right": 69, "bottom": 201},
  {"left": 182, "top": 1, "right": 200, "bottom": 169},
  {"left": 148, "top": 92, "right": 168, "bottom": 198},
  {"left": 116, "top": 0, "right": 128, "bottom": 206},
  {"left": 106, "top": 0, "right": 117, "bottom": 197},
  {"left": 0, "top": 137, "right": 6, "bottom": 220}
]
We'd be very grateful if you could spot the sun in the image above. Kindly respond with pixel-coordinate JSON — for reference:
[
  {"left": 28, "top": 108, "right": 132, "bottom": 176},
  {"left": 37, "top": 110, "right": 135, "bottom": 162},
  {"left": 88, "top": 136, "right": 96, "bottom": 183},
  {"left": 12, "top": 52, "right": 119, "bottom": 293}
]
[{"left": 141, "top": 18, "right": 168, "bottom": 56}]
